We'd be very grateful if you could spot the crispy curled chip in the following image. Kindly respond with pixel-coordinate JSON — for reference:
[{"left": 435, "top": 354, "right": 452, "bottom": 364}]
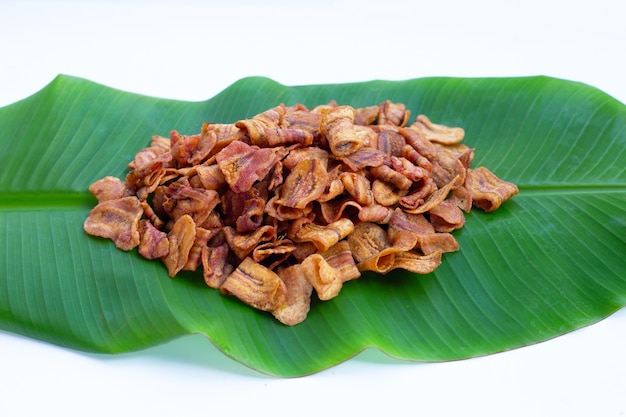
[
  {"left": 347, "top": 222, "right": 394, "bottom": 272},
  {"left": 194, "top": 164, "right": 225, "bottom": 191},
  {"left": 322, "top": 240, "right": 361, "bottom": 283},
  {"left": 429, "top": 149, "right": 468, "bottom": 188},
  {"left": 358, "top": 203, "right": 394, "bottom": 224},
  {"left": 320, "top": 105, "right": 366, "bottom": 156},
  {"left": 410, "top": 114, "right": 465, "bottom": 145},
  {"left": 88, "top": 176, "right": 131, "bottom": 202},
  {"left": 300, "top": 253, "right": 343, "bottom": 301},
  {"left": 301, "top": 241, "right": 362, "bottom": 301},
  {"left": 201, "top": 122, "right": 245, "bottom": 157},
  {"left": 84, "top": 99, "right": 518, "bottom": 326},
  {"left": 163, "top": 214, "right": 196, "bottom": 277},
  {"left": 404, "top": 175, "right": 461, "bottom": 214},
  {"left": 449, "top": 185, "right": 473, "bottom": 213},
  {"left": 372, "top": 179, "right": 408, "bottom": 206},
  {"left": 221, "top": 257, "right": 286, "bottom": 312},
  {"left": 370, "top": 163, "right": 413, "bottom": 190},
  {"left": 247, "top": 124, "right": 314, "bottom": 148},
  {"left": 170, "top": 130, "right": 202, "bottom": 168},
  {"left": 265, "top": 192, "right": 314, "bottom": 221},
  {"left": 84, "top": 196, "right": 143, "bottom": 251},
  {"left": 221, "top": 188, "right": 266, "bottom": 233},
  {"left": 340, "top": 172, "right": 374, "bottom": 206},
  {"left": 377, "top": 129, "right": 407, "bottom": 157},
  {"left": 275, "top": 159, "right": 329, "bottom": 209},
  {"left": 378, "top": 100, "right": 410, "bottom": 127},
  {"left": 223, "top": 225, "right": 276, "bottom": 260},
  {"left": 252, "top": 239, "right": 297, "bottom": 270},
  {"left": 138, "top": 219, "right": 169, "bottom": 259},
  {"left": 465, "top": 167, "right": 520, "bottom": 212},
  {"left": 318, "top": 173, "right": 345, "bottom": 203},
  {"left": 238, "top": 108, "right": 317, "bottom": 148},
  {"left": 388, "top": 209, "right": 459, "bottom": 255},
  {"left": 318, "top": 196, "right": 364, "bottom": 224},
  {"left": 282, "top": 146, "right": 330, "bottom": 170},
  {"left": 288, "top": 218, "right": 354, "bottom": 252},
  {"left": 347, "top": 221, "right": 442, "bottom": 275},
  {"left": 215, "top": 141, "right": 278, "bottom": 193},
  {"left": 283, "top": 104, "right": 324, "bottom": 136},
  {"left": 184, "top": 226, "right": 216, "bottom": 272},
  {"left": 391, "top": 156, "right": 430, "bottom": 182},
  {"left": 354, "top": 104, "right": 379, "bottom": 126},
  {"left": 389, "top": 250, "right": 442, "bottom": 274},
  {"left": 125, "top": 145, "right": 175, "bottom": 200},
  {"left": 272, "top": 264, "right": 313, "bottom": 326},
  {"left": 201, "top": 242, "right": 233, "bottom": 289},
  {"left": 429, "top": 199, "right": 466, "bottom": 233},
  {"left": 399, "top": 178, "right": 437, "bottom": 210},
  {"left": 161, "top": 182, "right": 219, "bottom": 225},
  {"left": 338, "top": 147, "right": 386, "bottom": 171}
]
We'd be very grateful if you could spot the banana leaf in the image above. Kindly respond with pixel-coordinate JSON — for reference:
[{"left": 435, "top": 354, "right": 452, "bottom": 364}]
[{"left": 0, "top": 75, "right": 624, "bottom": 377}]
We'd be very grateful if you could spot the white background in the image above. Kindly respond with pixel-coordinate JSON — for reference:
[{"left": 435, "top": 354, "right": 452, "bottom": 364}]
[{"left": 1, "top": 0, "right": 625, "bottom": 416}]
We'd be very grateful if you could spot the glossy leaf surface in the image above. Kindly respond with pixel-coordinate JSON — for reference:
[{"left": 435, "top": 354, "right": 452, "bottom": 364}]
[{"left": 1, "top": 75, "right": 624, "bottom": 376}]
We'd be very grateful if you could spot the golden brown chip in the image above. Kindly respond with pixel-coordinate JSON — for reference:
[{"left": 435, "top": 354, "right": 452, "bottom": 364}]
[
  {"left": 88, "top": 176, "right": 131, "bottom": 202},
  {"left": 84, "top": 196, "right": 143, "bottom": 251},
  {"left": 340, "top": 172, "right": 374, "bottom": 206},
  {"left": 288, "top": 218, "right": 354, "bottom": 252},
  {"left": 370, "top": 164, "right": 413, "bottom": 190},
  {"left": 465, "top": 167, "right": 520, "bottom": 212},
  {"left": 320, "top": 105, "right": 366, "bottom": 156},
  {"left": 223, "top": 225, "right": 276, "bottom": 260},
  {"left": 410, "top": 114, "right": 465, "bottom": 145},
  {"left": 358, "top": 203, "right": 394, "bottom": 224},
  {"left": 170, "top": 131, "right": 202, "bottom": 168},
  {"left": 388, "top": 209, "right": 459, "bottom": 256},
  {"left": 184, "top": 226, "right": 216, "bottom": 272},
  {"left": 221, "top": 257, "right": 286, "bottom": 312},
  {"left": 449, "top": 185, "right": 473, "bottom": 213},
  {"left": 429, "top": 149, "right": 468, "bottom": 188},
  {"left": 321, "top": 240, "right": 361, "bottom": 283},
  {"left": 265, "top": 193, "right": 314, "bottom": 221},
  {"left": 403, "top": 175, "right": 461, "bottom": 214},
  {"left": 338, "top": 147, "right": 386, "bottom": 171},
  {"left": 347, "top": 222, "right": 396, "bottom": 273},
  {"left": 194, "top": 164, "right": 225, "bottom": 191},
  {"left": 429, "top": 199, "right": 466, "bottom": 233},
  {"left": 272, "top": 264, "right": 313, "bottom": 326},
  {"left": 283, "top": 104, "right": 324, "bottom": 137},
  {"left": 389, "top": 250, "right": 442, "bottom": 274},
  {"left": 301, "top": 253, "right": 343, "bottom": 301},
  {"left": 372, "top": 179, "right": 408, "bottom": 207}
]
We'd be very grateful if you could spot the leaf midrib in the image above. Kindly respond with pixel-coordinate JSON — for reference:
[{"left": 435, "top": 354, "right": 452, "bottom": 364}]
[
  {"left": 0, "top": 192, "right": 95, "bottom": 211},
  {"left": 517, "top": 184, "right": 626, "bottom": 196},
  {"left": 1, "top": 185, "right": 624, "bottom": 211}
]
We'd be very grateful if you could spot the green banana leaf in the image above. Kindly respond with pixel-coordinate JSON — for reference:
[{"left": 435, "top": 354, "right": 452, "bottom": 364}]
[{"left": 0, "top": 75, "right": 624, "bottom": 377}]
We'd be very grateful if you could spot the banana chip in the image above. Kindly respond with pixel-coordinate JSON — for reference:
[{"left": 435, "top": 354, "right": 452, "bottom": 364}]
[{"left": 85, "top": 101, "right": 518, "bottom": 325}]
